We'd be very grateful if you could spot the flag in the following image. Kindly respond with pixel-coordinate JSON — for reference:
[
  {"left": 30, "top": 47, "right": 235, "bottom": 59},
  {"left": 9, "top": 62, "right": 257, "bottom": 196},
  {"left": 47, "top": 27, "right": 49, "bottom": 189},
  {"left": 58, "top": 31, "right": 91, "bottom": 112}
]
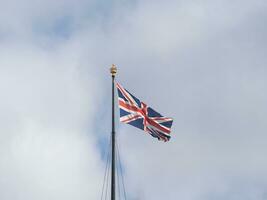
[{"left": 116, "top": 82, "right": 173, "bottom": 142}]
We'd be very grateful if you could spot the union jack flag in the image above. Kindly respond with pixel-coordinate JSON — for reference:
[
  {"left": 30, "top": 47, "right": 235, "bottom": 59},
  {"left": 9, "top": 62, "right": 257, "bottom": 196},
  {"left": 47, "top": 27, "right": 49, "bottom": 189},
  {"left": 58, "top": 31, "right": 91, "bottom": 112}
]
[{"left": 116, "top": 82, "right": 173, "bottom": 142}]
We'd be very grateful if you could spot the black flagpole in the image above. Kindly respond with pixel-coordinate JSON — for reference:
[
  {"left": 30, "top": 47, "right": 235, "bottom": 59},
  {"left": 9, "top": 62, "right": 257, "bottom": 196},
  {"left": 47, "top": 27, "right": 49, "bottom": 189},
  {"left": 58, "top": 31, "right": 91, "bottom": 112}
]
[{"left": 110, "top": 64, "right": 117, "bottom": 200}]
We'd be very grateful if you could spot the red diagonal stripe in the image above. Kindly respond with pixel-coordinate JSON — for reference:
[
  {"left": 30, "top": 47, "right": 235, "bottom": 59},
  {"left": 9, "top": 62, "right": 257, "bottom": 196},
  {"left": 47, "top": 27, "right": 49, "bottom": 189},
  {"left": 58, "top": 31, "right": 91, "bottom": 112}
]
[{"left": 117, "top": 83, "right": 136, "bottom": 106}]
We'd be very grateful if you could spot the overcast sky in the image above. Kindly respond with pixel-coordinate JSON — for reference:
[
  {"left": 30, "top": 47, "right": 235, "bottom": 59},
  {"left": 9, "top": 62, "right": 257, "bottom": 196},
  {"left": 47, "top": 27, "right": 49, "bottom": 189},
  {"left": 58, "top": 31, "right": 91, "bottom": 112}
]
[{"left": 0, "top": 0, "right": 267, "bottom": 200}]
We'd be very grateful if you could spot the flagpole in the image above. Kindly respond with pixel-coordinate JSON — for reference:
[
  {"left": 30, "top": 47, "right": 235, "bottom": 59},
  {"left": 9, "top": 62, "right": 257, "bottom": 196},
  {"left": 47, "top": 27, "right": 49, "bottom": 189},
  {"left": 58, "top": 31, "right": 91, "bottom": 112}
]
[{"left": 110, "top": 64, "right": 117, "bottom": 200}]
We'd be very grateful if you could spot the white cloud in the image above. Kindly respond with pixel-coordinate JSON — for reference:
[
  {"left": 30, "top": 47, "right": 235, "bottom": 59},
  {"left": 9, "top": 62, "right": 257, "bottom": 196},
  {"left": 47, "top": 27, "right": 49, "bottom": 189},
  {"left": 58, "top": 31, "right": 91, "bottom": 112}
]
[{"left": 0, "top": 41, "right": 104, "bottom": 199}]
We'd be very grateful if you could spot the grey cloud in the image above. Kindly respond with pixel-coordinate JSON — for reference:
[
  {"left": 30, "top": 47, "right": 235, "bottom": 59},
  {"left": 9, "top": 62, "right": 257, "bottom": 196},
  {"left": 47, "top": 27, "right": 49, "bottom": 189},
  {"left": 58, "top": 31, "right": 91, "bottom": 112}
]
[
  {"left": 1, "top": 0, "right": 267, "bottom": 199},
  {"left": 100, "top": 1, "right": 267, "bottom": 199}
]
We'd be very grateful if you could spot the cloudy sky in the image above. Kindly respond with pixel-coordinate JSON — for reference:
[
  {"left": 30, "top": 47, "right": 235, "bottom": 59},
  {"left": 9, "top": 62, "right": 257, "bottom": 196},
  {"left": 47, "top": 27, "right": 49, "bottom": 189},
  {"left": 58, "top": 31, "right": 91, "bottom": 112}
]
[{"left": 0, "top": 0, "right": 267, "bottom": 199}]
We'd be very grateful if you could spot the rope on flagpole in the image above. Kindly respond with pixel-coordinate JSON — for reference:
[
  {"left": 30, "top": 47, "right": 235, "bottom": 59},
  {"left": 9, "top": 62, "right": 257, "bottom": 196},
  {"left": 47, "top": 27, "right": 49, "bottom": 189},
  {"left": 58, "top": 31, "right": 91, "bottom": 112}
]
[
  {"left": 116, "top": 139, "right": 127, "bottom": 200},
  {"left": 101, "top": 135, "right": 111, "bottom": 200},
  {"left": 116, "top": 151, "right": 122, "bottom": 200}
]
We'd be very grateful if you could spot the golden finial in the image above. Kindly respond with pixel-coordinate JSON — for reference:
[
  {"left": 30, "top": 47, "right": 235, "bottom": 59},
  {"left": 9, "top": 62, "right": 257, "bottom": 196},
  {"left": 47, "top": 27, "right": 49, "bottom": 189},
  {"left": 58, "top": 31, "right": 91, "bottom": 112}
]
[{"left": 110, "top": 64, "right": 117, "bottom": 77}]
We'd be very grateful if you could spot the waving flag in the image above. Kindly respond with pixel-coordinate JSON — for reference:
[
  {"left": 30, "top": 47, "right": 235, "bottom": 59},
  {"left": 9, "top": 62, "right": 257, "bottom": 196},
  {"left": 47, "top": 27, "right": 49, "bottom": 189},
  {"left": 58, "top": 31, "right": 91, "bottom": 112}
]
[{"left": 116, "top": 83, "right": 173, "bottom": 142}]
